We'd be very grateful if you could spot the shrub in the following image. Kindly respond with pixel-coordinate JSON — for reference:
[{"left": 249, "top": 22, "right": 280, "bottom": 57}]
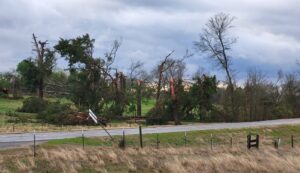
[
  {"left": 6, "top": 111, "right": 36, "bottom": 123},
  {"left": 146, "top": 106, "right": 168, "bottom": 125},
  {"left": 38, "top": 101, "right": 72, "bottom": 124},
  {"left": 19, "top": 97, "right": 48, "bottom": 113}
]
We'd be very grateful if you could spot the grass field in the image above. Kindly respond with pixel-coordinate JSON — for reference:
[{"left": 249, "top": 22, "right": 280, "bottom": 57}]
[
  {"left": 0, "top": 97, "right": 23, "bottom": 114},
  {"left": 1, "top": 125, "right": 300, "bottom": 173},
  {"left": 0, "top": 96, "right": 156, "bottom": 133}
]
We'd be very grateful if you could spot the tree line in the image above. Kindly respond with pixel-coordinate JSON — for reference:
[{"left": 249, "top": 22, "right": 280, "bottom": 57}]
[{"left": 0, "top": 13, "right": 299, "bottom": 124}]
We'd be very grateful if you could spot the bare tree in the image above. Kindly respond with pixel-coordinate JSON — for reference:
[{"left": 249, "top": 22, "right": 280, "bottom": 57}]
[
  {"left": 244, "top": 69, "right": 267, "bottom": 120},
  {"left": 194, "top": 13, "right": 237, "bottom": 118}
]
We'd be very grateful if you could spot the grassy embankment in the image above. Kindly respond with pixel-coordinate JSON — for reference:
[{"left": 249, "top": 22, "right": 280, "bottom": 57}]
[{"left": 1, "top": 125, "right": 300, "bottom": 173}]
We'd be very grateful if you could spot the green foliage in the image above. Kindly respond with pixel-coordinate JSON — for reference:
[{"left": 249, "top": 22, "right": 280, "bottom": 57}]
[
  {"left": 19, "top": 97, "right": 48, "bottom": 113},
  {"left": 16, "top": 46, "right": 55, "bottom": 96},
  {"left": 17, "top": 59, "right": 39, "bottom": 92},
  {"left": 55, "top": 34, "right": 123, "bottom": 117},
  {"left": 146, "top": 106, "right": 168, "bottom": 125},
  {"left": 5, "top": 111, "right": 36, "bottom": 123},
  {"left": 38, "top": 101, "right": 72, "bottom": 124},
  {"left": 55, "top": 34, "right": 107, "bottom": 113},
  {"left": 0, "top": 73, "right": 10, "bottom": 89},
  {"left": 183, "top": 75, "right": 218, "bottom": 121}
]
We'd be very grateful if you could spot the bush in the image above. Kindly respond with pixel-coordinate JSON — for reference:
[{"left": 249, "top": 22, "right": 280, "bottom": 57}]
[
  {"left": 146, "top": 106, "right": 168, "bottom": 125},
  {"left": 6, "top": 111, "right": 36, "bottom": 123},
  {"left": 19, "top": 97, "right": 48, "bottom": 113},
  {"left": 38, "top": 101, "right": 72, "bottom": 124}
]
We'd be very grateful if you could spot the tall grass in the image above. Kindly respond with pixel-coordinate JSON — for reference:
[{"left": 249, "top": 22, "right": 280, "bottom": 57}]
[{"left": 1, "top": 145, "right": 300, "bottom": 173}]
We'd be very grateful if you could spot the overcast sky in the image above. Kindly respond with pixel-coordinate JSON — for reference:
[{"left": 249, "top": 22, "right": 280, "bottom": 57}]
[{"left": 0, "top": 0, "right": 299, "bottom": 82}]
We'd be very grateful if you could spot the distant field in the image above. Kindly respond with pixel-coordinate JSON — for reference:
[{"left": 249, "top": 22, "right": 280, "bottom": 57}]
[
  {"left": 141, "top": 99, "right": 155, "bottom": 115},
  {"left": 0, "top": 97, "right": 155, "bottom": 115}
]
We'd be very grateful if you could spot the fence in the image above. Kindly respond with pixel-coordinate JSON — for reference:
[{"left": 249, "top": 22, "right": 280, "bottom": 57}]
[{"left": 0, "top": 126, "right": 299, "bottom": 158}]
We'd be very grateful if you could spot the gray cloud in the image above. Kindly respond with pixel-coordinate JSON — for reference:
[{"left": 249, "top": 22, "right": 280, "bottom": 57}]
[{"left": 0, "top": 0, "right": 299, "bottom": 81}]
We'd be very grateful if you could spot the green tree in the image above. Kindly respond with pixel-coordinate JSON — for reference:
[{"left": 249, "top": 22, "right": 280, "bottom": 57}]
[
  {"left": 186, "top": 74, "right": 218, "bottom": 121},
  {"left": 54, "top": 34, "right": 121, "bottom": 114},
  {"left": 17, "top": 59, "right": 39, "bottom": 92}
]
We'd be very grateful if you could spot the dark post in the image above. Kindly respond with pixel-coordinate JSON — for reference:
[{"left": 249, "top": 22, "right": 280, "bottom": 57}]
[
  {"left": 156, "top": 134, "right": 160, "bottom": 149},
  {"left": 82, "top": 133, "right": 85, "bottom": 149},
  {"left": 33, "top": 134, "right": 36, "bottom": 157},
  {"left": 291, "top": 135, "right": 294, "bottom": 148},
  {"left": 184, "top": 132, "right": 187, "bottom": 147},
  {"left": 274, "top": 138, "right": 280, "bottom": 149},
  {"left": 210, "top": 134, "right": 213, "bottom": 150},
  {"left": 139, "top": 126, "right": 143, "bottom": 148},
  {"left": 230, "top": 136, "right": 233, "bottom": 148},
  {"left": 256, "top": 134, "right": 259, "bottom": 149},
  {"left": 247, "top": 134, "right": 250, "bottom": 149},
  {"left": 123, "top": 130, "right": 126, "bottom": 148}
]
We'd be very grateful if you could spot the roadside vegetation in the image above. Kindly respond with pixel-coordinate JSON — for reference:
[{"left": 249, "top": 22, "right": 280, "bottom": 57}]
[
  {"left": 1, "top": 125, "right": 300, "bottom": 173},
  {"left": 45, "top": 125, "right": 300, "bottom": 148}
]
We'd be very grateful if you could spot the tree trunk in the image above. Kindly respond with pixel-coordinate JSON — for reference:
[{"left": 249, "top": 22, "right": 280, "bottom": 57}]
[
  {"left": 136, "top": 80, "right": 142, "bottom": 117},
  {"left": 225, "top": 67, "right": 235, "bottom": 121},
  {"left": 155, "top": 65, "right": 163, "bottom": 104},
  {"left": 170, "top": 78, "right": 180, "bottom": 125},
  {"left": 38, "top": 78, "right": 44, "bottom": 98}
]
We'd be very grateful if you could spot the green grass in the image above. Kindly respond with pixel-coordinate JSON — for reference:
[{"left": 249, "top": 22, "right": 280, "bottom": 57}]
[
  {"left": 0, "top": 96, "right": 154, "bottom": 116},
  {"left": 0, "top": 97, "right": 23, "bottom": 113},
  {"left": 0, "top": 96, "right": 74, "bottom": 130},
  {"left": 45, "top": 124, "right": 300, "bottom": 148},
  {"left": 141, "top": 98, "right": 155, "bottom": 115},
  {"left": 47, "top": 137, "right": 114, "bottom": 146}
]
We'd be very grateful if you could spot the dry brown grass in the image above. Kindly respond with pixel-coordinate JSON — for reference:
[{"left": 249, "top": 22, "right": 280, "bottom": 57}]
[{"left": 1, "top": 144, "right": 300, "bottom": 173}]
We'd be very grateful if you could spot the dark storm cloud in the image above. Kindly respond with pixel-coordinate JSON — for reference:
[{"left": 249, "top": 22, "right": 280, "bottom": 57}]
[{"left": 0, "top": 0, "right": 299, "bottom": 82}]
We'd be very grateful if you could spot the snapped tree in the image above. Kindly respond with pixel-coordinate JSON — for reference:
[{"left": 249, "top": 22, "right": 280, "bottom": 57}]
[{"left": 17, "top": 34, "right": 56, "bottom": 98}]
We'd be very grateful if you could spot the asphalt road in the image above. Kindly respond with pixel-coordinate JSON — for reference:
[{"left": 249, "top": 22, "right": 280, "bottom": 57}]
[{"left": 1, "top": 118, "right": 300, "bottom": 148}]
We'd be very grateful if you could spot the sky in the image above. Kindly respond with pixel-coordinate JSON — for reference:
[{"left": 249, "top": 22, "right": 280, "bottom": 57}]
[{"left": 0, "top": 0, "right": 299, "bottom": 83}]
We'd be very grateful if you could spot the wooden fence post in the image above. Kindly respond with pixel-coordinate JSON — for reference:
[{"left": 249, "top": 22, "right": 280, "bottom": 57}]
[
  {"left": 184, "top": 132, "right": 187, "bottom": 147},
  {"left": 33, "top": 133, "right": 36, "bottom": 157},
  {"left": 247, "top": 134, "right": 250, "bottom": 149},
  {"left": 291, "top": 135, "right": 294, "bottom": 148},
  {"left": 156, "top": 134, "right": 160, "bottom": 149},
  {"left": 210, "top": 134, "right": 213, "bottom": 150},
  {"left": 82, "top": 129, "right": 85, "bottom": 149},
  {"left": 230, "top": 135, "right": 233, "bottom": 148},
  {"left": 123, "top": 130, "right": 126, "bottom": 148},
  {"left": 256, "top": 134, "right": 259, "bottom": 149},
  {"left": 139, "top": 126, "right": 143, "bottom": 148}
]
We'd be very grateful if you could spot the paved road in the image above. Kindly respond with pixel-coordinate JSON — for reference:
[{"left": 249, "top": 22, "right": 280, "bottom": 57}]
[{"left": 1, "top": 118, "right": 300, "bottom": 148}]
